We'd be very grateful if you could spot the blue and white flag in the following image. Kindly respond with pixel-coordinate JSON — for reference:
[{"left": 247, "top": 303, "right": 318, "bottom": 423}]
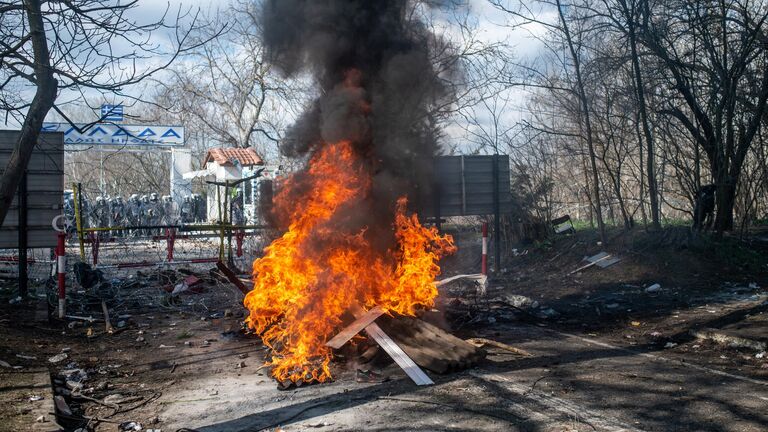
[{"left": 100, "top": 104, "right": 124, "bottom": 122}]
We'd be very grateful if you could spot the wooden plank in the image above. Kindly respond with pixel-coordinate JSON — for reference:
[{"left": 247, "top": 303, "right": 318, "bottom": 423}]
[
  {"left": 363, "top": 321, "right": 434, "bottom": 386},
  {"left": 216, "top": 261, "right": 251, "bottom": 295},
  {"left": 325, "top": 306, "right": 385, "bottom": 349},
  {"left": 587, "top": 252, "right": 621, "bottom": 268},
  {"left": 568, "top": 254, "right": 612, "bottom": 275},
  {"left": 465, "top": 337, "right": 532, "bottom": 357},
  {"left": 434, "top": 273, "right": 487, "bottom": 288},
  {"left": 377, "top": 315, "right": 486, "bottom": 374},
  {"left": 343, "top": 304, "right": 433, "bottom": 385}
]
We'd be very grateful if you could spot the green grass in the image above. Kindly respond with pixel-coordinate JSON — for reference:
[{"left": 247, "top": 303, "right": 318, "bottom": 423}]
[{"left": 692, "top": 234, "right": 767, "bottom": 271}]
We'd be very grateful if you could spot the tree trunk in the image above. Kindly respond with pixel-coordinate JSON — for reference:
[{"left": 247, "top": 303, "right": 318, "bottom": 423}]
[
  {"left": 0, "top": 0, "right": 58, "bottom": 226},
  {"left": 628, "top": 23, "right": 659, "bottom": 229},
  {"left": 557, "top": 0, "right": 606, "bottom": 243},
  {"left": 634, "top": 112, "right": 649, "bottom": 227},
  {"left": 714, "top": 180, "right": 736, "bottom": 232}
]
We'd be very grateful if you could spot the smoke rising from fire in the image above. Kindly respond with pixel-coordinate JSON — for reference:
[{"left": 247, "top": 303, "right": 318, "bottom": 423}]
[
  {"left": 245, "top": 1, "right": 460, "bottom": 384},
  {"left": 261, "top": 0, "right": 456, "bottom": 230}
]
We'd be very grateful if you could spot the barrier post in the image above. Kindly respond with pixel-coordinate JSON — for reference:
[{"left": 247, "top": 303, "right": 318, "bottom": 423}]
[
  {"left": 89, "top": 232, "right": 99, "bottom": 266},
  {"left": 235, "top": 229, "right": 245, "bottom": 257},
  {"left": 57, "top": 232, "right": 66, "bottom": 319},
  {"left": 481, "top": 222, "right": 488, "bottom": 275},
  {"left": 166, "top": 228, "right": 176, "bottom": 262},
  {"left": 73, "top": 183, "right": 86, "bottom": 260}
]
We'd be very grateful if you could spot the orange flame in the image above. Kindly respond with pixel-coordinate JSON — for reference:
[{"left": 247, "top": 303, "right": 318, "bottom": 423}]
[{"left": 243, "top": 140, "right": 455, "bottom": 384}]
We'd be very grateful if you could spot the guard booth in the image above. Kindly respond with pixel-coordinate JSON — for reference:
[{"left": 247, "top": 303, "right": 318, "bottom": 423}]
[{"left": 194, "top": 147, "right": 270, "bottom": 223}]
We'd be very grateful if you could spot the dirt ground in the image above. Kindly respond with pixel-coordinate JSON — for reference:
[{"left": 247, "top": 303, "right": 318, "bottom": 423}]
[{"left": 1, "top": 226, "right": 767, "bottom": 431}]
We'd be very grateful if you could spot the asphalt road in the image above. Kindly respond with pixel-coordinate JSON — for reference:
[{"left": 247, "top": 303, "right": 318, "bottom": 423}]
[{"left": 159, "top": 322, "right": 768, "bottom": 432}]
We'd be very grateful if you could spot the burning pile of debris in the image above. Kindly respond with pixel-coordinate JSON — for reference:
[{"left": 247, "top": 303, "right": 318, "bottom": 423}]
[{"left": 238, "top": 0, "right": 486, "bottom": 387}]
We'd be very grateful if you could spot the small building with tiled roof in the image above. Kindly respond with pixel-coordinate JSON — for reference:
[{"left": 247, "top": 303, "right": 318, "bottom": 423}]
[
  {"left": 183, "top": 147, "right": 269, "bottom": 223},
  {"left": 203, "top": 147, "right": 264, "bottom": 167}
]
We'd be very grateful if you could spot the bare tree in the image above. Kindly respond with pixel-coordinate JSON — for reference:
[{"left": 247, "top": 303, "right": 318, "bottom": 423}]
[
  {"left": 491, "top": 0, "right": 607, "bottom": 242},
  {"left": 636, "top": 0, "right": 768, "bottom": 232},
  {"left": 153, "top": 0, "right": 309, "bottom": 161},
  {"left": 0, "top": 0, "right": 212, "bottom": 226}
]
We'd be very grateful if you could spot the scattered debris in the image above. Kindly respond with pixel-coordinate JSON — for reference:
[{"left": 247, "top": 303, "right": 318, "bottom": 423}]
[
  {"left": 103, "top": 394, "right": 123, "bottom": 404},
  {"left": 102, "top": 301, "right": 115, "bottom": 334},
  {"left": 356, "top": 369, "right": 387, "bottom": 383},
  {"left": 690, "top": 328, "right": 767, "bottom": 351},
  {"left": 495, "top": 294, "right": 539, "bottom": 310},
  {"left": 48, "top": 353, "right": 68, "bottom": 363},
  {"left": 53, "top": 395, "right": 72, "bottom": 416},
  {"left": 434, "top": 273, "right": 488, "bottom": 295},
  {"left": 536, "top": 308, "right": 559, "bottom": 319},
  {"left": 569, "top": 252, "right": 620, "bottom": 275},
  {"left": 552, "top": 214, "right": 575, "bottom": 234},
  {"left": 172, "top": 275, "right": 203, "bottom": 296},
  {"left": 645, "top": 283, "right": 661, "bottom": 293},
  {"left": 306, "top": 421, "right": 332, "bottom": 428},
  {"left": 119, "top": 421, "right": 142, "bottom": 431},
  {"left": 29, "top": 396, "right": 43, "bottom": 401},
  {"left": 466, "top": 338, "right": 531, "bottom": 357},
  {"left": 664, "top": 342, "right": 678, "bottom": 348}
]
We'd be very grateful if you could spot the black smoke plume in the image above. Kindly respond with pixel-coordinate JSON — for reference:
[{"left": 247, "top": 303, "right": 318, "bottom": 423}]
[{"left": 261, "top": 0, "right": 456, "bottom": 246}]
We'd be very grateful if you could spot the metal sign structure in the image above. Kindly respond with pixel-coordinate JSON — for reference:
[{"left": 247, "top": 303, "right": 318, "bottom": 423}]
[
  {"left": 420, "top": 155, "right": 512, "bottom": 218},
  {"left": 0, "top": 130, "right": 64, "bottom": 249},
  {"left": 41, "top": 123, "right": 184, "bottom": 147},
  {"left": 100, "top": 104, "right": 124, "bottom": 122}
]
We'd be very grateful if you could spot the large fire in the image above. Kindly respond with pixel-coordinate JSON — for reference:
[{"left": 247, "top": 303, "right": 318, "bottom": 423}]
[{"left": 243, "top": 140, "right": 456, "bottom": 384}]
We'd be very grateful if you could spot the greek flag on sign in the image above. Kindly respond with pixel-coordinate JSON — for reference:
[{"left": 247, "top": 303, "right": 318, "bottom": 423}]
[{"left": 100, "top": 104, "right": 124, "bottom": 122}]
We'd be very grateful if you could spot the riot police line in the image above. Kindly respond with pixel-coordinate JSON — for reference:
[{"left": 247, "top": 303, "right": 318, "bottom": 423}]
[{"left": 62, "top": 192, "right": 248, "bottom": 237}]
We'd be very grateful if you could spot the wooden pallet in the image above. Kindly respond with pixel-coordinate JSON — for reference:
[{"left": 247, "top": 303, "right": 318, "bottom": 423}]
[{"left": 377, "top": 314, "right": 486, "bottom": 374}]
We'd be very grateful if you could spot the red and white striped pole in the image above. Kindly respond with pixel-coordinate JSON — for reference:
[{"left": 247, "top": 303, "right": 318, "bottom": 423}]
[
  {"left": 56, "top": 232, "right": 66, "bottom": 319},
  {"left": 481, "top": 222, "right": 488, "bottom": 275}
]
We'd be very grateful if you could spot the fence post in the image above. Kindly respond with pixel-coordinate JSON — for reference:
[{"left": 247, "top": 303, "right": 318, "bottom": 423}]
[
  {"left": 57, "top": 232, "right": 66, "bottom": 319},
  {"left": 481, "top": 222, "right": 488, "bottom": 275},
  {"left": 166, "top": 228, "right": 175, "bottom": 262},
  {"left": 236, "top": 229, "right": 245, "bottom": 257},
  {"left": 73, "top": 183, "right": 85, "bottom": 260},
  {"left": 18, "top": 171, "right": 28, "bottom": 298},
  {"left": 89, "top": 232, "right": 99, "bottom": 266}
]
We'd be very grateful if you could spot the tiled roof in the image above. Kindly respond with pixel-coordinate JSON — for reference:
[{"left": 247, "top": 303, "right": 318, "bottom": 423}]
[{"left": 204, "top": 147, "right": 264, "bottom": 167}]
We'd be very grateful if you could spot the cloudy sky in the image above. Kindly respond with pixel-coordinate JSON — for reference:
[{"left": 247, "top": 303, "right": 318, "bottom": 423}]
[{"left": 7, "top": 0, "right": 553, "bottom": 152}]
